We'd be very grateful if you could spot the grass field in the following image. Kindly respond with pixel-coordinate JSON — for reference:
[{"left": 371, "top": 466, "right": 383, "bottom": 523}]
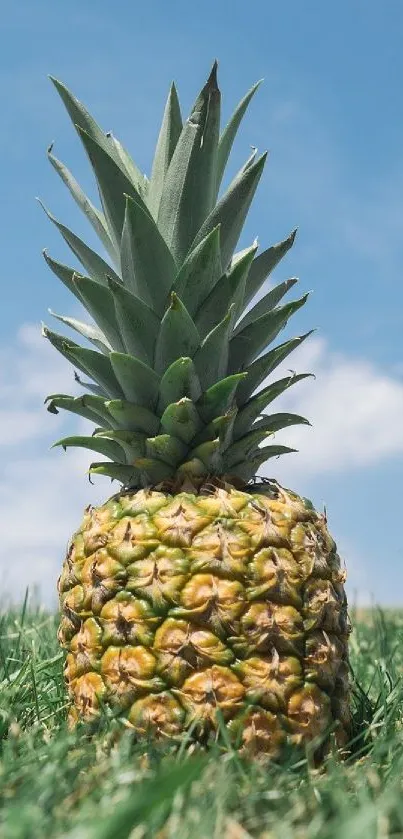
[{"left": 1, "top": 600, "right": 403, "bottom": 839}]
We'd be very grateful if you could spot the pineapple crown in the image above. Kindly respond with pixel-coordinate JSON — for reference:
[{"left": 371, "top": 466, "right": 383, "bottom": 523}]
[{"left": 42, "top": 63, "right": 313, "bottom": 490}]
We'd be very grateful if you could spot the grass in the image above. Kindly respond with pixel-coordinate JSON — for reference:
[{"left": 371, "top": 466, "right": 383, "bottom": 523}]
[{"left": 1, "top": 602, "right": 403, "bottom": 839}]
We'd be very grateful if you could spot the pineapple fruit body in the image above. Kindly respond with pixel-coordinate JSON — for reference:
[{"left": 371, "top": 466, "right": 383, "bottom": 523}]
[{"left": 59, "top": 483, "right": 350, "bottom": 756}]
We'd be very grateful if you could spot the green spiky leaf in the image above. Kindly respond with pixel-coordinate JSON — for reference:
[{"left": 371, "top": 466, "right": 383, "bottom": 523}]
[
  {"left": 47, "top": 144, "right": 117, "bottom": 263},
  {"left": 243, "top": 229, "right": 297, "bottom": 308},
  {"left": 73, "top": 276, "right": 125, "bottom": 351},
  {"left": 191, "top": 152, "right": 267, "bottom": 271},
  {"left": 154, "top": 293, "right": 200, "bottom": 376},
  {"left": 157, "top": 358, "right": 202, "bottom": 414},
  {"left": 233, "top": 278, "right": 298, "bottom": 336},
  {"left": 149, "top": 83, "right": 183, "bottom": 217},
  {"left": 172, "top": 225, "right": 222, "bottom": 316},
  {"left": 160, "top": 398, "right": 202, "bottom": 444},
  {"left": 120, "top": 196, "right": 176, "bottom": 313},
  {"left": 229, "top": 294, "right": 309, "bottom": 372},
  {"left": 109, "top": 352, "right": 160, "bottom": 409},
  {"left": 105, "top": 400, "right": 160, "bottom": 435},
  {"left": 53, "top": 435, "right": 126, "bottom": 462},
  {"left": 158, "top": 63, "right": 221, "bottom": 264},
  {"left": 39, "top": 202, "right": 120, "bottom": 285},
  {"left": 108, "top": 277, "right": 160, "bottom": 366},
  {"left": 234, "top": 373, "right": 312, "bottom": 438},
  {"left": 237, "top": 332, "right": 314, "bottom": 405},
  {"left": 216, "top": 80, "right": 262, "bottom": 193}
]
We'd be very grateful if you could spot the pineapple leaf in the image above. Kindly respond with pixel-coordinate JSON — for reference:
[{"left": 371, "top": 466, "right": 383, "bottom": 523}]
[
  {"left": 42, "top": 251, "right": 85, "bottom": 304},
  {"left": 50, "top": 77, "right": 123, "bottom": 166},
  {"left": 160, "top": 398, "right": 202, "bottom": 443},
  {"left": 47, "top": 144, "right": 117, "bottom": 264},
  {"left": 145, "top": 434, "right": 188, "bottom": 467},
  {"left": 88, "top": 462, "right": 141, "bottom": 485},
  {"left": 197, "top": 374, "right": 247, "bottom": 424},
  {"left": 233, "top": 278, "right": 298, "bottom": 336},
  {"left": 148, "top": 82, "right": 183, "bottom": 218},
  {"left": 39, "top": 202, "right": 120, "bottom": 285},
  {"left": 188, "top": 438, "right": 222, "bottom": 471},
  {"left": 106, "top": 133, "right": 149, "bottom": 199},
  {"left": 76, "top": 128, "right": 151, "bottom": 249},
  {"left": 154, "top": 293, "right": 200, "bottom": 376},
  {"left": 42, "top": 325, "right": 90, "bottom": 377},
  {"left": 65, "top": 344, "right": 124, "bottom": 398},
  {"left": 105, "top": 400, "right": 160, "bottom": 435},
  {"left": 73, "top": 276, "right": 125, "bottom": 352},
  {"left": 216, "top": 80, "right": 262, "bottom": 194},
  {"left": 94, "top": 429, "right": 146, "bottom": 462},
  {"left": 45, "top": 393, "right": 115, "bottom": 427},
  {"left": 157, "top": 358, "right": 202, "bottom": 414},
  {"left": 193, "top": 305, "right": 234, "bottom": 390},
  {"left": 48, "top": 309, "right": 111, "bottom": 354},
  {"left": 108, "top": 277, "right": 160, "bottom": 366},
  {"left": 190, "top": 152, "right": 267, "bottom": 272},
  {"left": 237, "top": 332, "right": 314, "bottom": 405},
  {"left": 172, "top": 225, "right": 222, "bottom": 316},
  {"left": 53, "top": 434, "right": 126, "bottom": 462},
  {"left": 249, "top": 412, "right": 310, "bottom": 434},
  {"left": 228, "top": 415, "right": 310, "bottom": 462},
  {"left": 74, "top": 372, "right": 106, "bottom": 396},
  {"left": 109, "top": 352, "right": 160, "bottom": 410},
  {"left": 158, "top": 63, "right": 221, "bottom": 264},
  {"left": 132, "top": 457, "right": 174, "bottom": 484},
  {"left": 234, "top": 373, "right": 313, "bottom": 438},
  {"left": 243, "top": 229, "right": 297, "bottom": 308},
  {"left": 120, "top": 196, "right": 176, "bottom": 313},
  {"left": 229, "top": 293, "right": 309, "bottom": 372},
  {"left": 228, "top": 446, "right": 296, "bottom": 482},
  {"left": 194, "top": 242, "right": 257, "bottom": 337}
]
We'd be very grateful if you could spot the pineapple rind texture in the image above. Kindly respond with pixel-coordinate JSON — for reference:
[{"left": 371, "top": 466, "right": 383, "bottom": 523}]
[{"left": 59, "top": 484, "right": 350, "bottom": 756}]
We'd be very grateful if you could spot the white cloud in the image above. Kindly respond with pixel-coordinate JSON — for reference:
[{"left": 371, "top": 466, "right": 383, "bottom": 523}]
[{"left": 266, "top": 335, "right": 403, "bottom": 482}]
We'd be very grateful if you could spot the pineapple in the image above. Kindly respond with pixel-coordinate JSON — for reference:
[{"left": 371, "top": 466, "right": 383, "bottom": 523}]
[{"left": 43, "top": 64, "right": 351, "bottom": 757}]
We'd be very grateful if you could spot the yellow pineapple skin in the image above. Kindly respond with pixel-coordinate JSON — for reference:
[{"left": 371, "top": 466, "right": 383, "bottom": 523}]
[{"left": 58, "top": 483, "right": 351, "bottom": 756}]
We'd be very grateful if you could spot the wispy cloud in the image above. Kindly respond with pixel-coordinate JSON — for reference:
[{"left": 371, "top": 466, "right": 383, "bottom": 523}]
[{"left": 269, "top": 335, "right": 403, "bottom": 481}]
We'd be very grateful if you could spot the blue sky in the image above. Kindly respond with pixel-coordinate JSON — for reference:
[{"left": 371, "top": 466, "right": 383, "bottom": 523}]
[{"left": 1, "top": 0, "right": 403, "bottom": 604}]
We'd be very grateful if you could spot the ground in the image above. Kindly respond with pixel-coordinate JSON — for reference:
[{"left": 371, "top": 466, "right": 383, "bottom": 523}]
[{"left": 0, "top": 602, "right": 402, "bottom": 839}]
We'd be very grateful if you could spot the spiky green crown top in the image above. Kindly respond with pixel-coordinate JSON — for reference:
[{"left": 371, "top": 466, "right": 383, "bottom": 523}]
[{"left": 43, "top": 63, "right": 312, "bottom": 489}]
